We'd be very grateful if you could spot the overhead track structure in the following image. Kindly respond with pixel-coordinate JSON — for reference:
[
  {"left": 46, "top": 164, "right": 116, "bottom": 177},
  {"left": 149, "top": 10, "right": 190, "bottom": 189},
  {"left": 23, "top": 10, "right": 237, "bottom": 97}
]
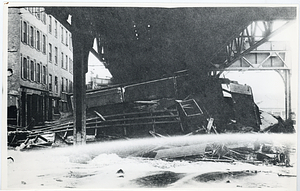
[
  {"left": 42, "top": 6, "right": 297, "bottom": 144},
  {"left": 44, "top": 7, "right": 296, "bottom": 82},
  {"left": 209, "top": 19, "right": 295, "bottom": 120},
  {"left": 210, "top": 20, "right": 295, "bottom": 76}
]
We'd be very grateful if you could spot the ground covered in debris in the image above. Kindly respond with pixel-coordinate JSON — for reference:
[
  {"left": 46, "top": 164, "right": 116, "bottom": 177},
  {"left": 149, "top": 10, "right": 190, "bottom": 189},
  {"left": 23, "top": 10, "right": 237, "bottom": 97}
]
[{"left": 5, "top": 133, "right": 297, "bottom": 189}]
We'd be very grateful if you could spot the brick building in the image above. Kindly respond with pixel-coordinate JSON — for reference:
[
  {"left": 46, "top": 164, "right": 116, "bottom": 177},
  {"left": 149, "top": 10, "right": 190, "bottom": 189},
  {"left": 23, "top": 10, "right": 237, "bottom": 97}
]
[{"left": 7, "top": 7, "right": 73, "bottom": 127}]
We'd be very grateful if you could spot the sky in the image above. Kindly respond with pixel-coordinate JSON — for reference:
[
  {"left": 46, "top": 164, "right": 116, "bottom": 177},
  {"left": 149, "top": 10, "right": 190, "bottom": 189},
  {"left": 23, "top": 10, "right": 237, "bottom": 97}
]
[
  {"left": 86, "top": 39, "right": 113, "bottom": 83},
  {"left": 224, "top": 71, "right": 285, "bottom": 109}
]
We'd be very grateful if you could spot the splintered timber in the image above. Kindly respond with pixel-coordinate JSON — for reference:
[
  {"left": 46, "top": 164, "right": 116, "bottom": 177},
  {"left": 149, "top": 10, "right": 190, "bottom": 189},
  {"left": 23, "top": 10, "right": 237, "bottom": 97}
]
[{"left": 7, "top": 71, "right": 295, "bottom": 150}]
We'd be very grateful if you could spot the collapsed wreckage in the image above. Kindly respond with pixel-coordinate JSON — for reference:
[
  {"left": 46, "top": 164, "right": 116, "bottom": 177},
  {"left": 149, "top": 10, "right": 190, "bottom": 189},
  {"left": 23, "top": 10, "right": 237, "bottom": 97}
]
[{"left": 8, "top": 71, "right": 295, "bottom": 149}]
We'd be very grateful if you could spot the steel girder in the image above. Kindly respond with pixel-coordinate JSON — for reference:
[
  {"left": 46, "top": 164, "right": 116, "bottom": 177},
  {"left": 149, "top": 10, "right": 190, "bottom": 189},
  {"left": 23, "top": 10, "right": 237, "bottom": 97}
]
[{"left": 210, "top": 20, "right": 295, "bottom": 76}]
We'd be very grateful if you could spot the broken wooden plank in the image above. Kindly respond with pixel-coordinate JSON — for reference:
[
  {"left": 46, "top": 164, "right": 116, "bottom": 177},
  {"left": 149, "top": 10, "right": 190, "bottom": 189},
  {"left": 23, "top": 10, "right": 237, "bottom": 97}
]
[
  {"left": 94, "top": 111, "right": 106, "bottom": 121},
  {"left": 206, "top": 118, "right": 214, "bottom": 133},
  {"left": 149, "top": 131, "right": 167, "bottom": 138},
  {"left": 54, "top": 133, "right": 72, "bottom": 145}
]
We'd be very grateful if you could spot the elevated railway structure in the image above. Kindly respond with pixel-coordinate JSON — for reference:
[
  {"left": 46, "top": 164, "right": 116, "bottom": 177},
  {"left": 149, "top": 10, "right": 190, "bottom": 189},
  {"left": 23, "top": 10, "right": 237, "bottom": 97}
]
[
  {"left": 40, "top": 6, "right": 297, "bottom": 144},
  {"left": 214, "top": 40, "right": 292, "bottom": 120}
]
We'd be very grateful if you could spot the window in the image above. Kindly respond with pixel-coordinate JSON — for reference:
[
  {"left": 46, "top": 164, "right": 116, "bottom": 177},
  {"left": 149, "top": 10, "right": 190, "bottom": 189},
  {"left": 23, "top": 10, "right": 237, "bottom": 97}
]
[
  {"left": 43, "top": 65, "right": 46, "bottom": 84},
  {"left": 30, "top": 26, "right": 34, "bottom": 47},
  {"left": 30, "top": 60, "right": 35, "bottom": 81},
  {"left": 36, "top": 30, "right": 40, "bottom": 51},
  {"left": 66, "top": 79, "right": 68, "bottom": 93},
  {"left": 42, "top": 35, "right": 46, "bottom": 54},
  {"left": 54, "top": 20, "right": 57, "bottom": 37},
  {"left": 70, "top": 81, "right": 73, "bottom": 93},
  {"left": 33, "top": 27, "right": 36, "bottom": 47},
  {"left": 65, "top": 31, "right": 68, "bottom": 46},
  {"left": 61, "top": 26, "right": 64, "bottom": 43},
  {"left": 69, "top": 57, "right": 72, "bottom": 72},
  {"left": 48, "top": 15, "right": 52, "bottom": 33},
  {"left": 36, "top": 63, "right": 41, "bottom": 83},
  {"left": 69, "top": 59, "right": 73, "bottom": 74},
  {"left": 49, "top": 74, "right": 52, "bottom": 91},
  {"left": 61, "top": 77, "right": 64, "bottom": 92},
  {"left": 65, "top": 55, "right": 68, "bottom": 70},
  {"left": 22, "top": 21, "right": 27, "bottom": 43},
  {"left": 69, "top": 34, "right": 72, "bottom": 50},
  {"left": 22, "top": 57, "right": 28, "bottom": 79},
  {"left": 54, "top": 47, "right": 58, "bottom": 64},
  {"left": 61, "top": 52, "right": 64, "bottom": 68},
  {"left": 49, "top": 43, "right": 52, "bottom": 62},
  {"left": 55, "top": 76, "right": 58, "bottom": 93}
]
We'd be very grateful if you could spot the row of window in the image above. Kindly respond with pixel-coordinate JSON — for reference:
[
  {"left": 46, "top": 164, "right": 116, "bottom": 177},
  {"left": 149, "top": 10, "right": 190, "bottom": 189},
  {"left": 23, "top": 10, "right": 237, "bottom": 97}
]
[
  {"left": 21, "top": 19, "right": 73, "bottom": 74},
  {"left": 48, "top": 74, "right": 73, "bottom": 94},
  {"left": 21, "top": 54, "right": 46, "bottom": 84},
  {"left": 48, "top": 43, "right": 73, "bottom": 74},
  {"left": 21, "top": 54, "right": 73, "bottom": 93},
  {"left": 25, "top": 7, "right": 73, "bottom": 50},
  {"left": 21, "top": 20, "right": 47, "bottom": 54},
  {"left": 48, "top": 15, "right": 73, "bottom": 50}
]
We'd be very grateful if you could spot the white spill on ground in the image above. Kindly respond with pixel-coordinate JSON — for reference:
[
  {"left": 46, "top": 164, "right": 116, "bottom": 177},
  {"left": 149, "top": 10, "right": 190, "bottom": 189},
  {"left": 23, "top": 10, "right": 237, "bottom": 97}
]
[{"left": 6, "top": 133, "right": 297, "bottom": 190}]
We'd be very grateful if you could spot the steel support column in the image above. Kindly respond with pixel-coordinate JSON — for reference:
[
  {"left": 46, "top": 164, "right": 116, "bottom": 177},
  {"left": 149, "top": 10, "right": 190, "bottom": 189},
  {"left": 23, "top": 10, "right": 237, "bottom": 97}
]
[
  {"left": 284, "top": 70, "right": 292, "bottom": 120},
  {"left": 71, "top": 20, "right": 95, "bottom": 145},
  {"left": 61, "top": 12, "right": 96, "bottom": 145},
  {"left": 72, "top": 30, "right": 87, "bottom": 145}
]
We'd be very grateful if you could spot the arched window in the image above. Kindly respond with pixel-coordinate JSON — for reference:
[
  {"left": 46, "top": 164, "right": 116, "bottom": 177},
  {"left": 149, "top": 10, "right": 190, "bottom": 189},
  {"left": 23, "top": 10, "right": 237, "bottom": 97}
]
[
  {"left": 49, "top": 74, "right": 52, "bottom": 91},
  {"left": 54, "top": 20, "right": 58, "bottom": 37},
  {"left": 30, "top": 26, "right": 34, "bottom": 47},
  {"left": 54, "top": 47, "right": 58, "bottom": 64},
  {"left": 49, "top": 43, "right": 52, "bottom": 62},
  {"left": 49, "top": 15, "right": 52, "bottom": 33},
  {"left": 55, "top": 76, "right": 58, "bottom": 93},
  {"left": 30, "top": 60, "right": 35, "bottom": 81},
  {"left": 42, "top": 35, "right": 46, "bottom": 54},
  {"left": 61, "top": 77, "right": 64, "bottom": 92},
  {"left": 36, "top": 63, "right": 41, "bottom": 83},
  {"left": 43, "top": 65, "right": 46, "bottom": 84},
  {"left": 65, "top": 55, "right": 68, "bottom": 69},
  {"left": 22, "top": 57, "right": 28, "bottom": 79},
  {"left": 22, "top": 21, "right": 27, "bottom": 43},
  {"left": 36, "top": 30, "right": 40, "bottom": 51}
]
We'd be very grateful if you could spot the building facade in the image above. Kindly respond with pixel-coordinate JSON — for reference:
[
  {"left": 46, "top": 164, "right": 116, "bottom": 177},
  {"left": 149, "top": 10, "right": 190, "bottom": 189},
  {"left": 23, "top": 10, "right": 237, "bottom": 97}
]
[{"left": 7, "top": 7, "right": 73, "bottom": 127}]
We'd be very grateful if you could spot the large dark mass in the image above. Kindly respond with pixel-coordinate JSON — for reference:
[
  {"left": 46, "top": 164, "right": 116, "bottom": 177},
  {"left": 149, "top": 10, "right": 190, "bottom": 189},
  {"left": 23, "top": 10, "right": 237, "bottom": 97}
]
[{"left": 44, "top": 7, "right": 296, "bottom": 83}]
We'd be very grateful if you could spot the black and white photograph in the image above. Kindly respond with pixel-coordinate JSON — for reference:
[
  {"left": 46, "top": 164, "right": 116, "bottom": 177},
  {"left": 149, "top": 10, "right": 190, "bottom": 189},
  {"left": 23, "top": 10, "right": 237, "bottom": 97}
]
[{"left": 2, "top": 2, "right": 299, "bottom": 190}]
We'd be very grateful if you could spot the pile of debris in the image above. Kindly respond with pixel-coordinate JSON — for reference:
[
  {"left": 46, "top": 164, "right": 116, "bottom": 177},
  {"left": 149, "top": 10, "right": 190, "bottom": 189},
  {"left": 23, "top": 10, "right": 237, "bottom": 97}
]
[
  {"left": 7, "top": 73, "right": 295, "bottom": 150},
  {"left": 7, "top": 111, "right": 295, "bottom": 151},
  {"left": 260, "top": 111, "right": 295, "bottom": 133},
  {"left": 138, "top": 141, "right": 293, "bottom": 168}
]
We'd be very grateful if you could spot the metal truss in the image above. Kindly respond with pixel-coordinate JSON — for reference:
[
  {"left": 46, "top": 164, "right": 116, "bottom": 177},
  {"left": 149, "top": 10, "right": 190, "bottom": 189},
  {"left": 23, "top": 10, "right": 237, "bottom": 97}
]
[
  {"left": 90, "top": 35, "right": 108, "bottom": 68},
  {"left": 209, "top": 20, "right": 295, "bottom": 120},
  {"left": 210, "top": 20, "right": 294, "bottom": 76},
  {"left": 213, "top": 41, "right": 290, "bottom": 72}
]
